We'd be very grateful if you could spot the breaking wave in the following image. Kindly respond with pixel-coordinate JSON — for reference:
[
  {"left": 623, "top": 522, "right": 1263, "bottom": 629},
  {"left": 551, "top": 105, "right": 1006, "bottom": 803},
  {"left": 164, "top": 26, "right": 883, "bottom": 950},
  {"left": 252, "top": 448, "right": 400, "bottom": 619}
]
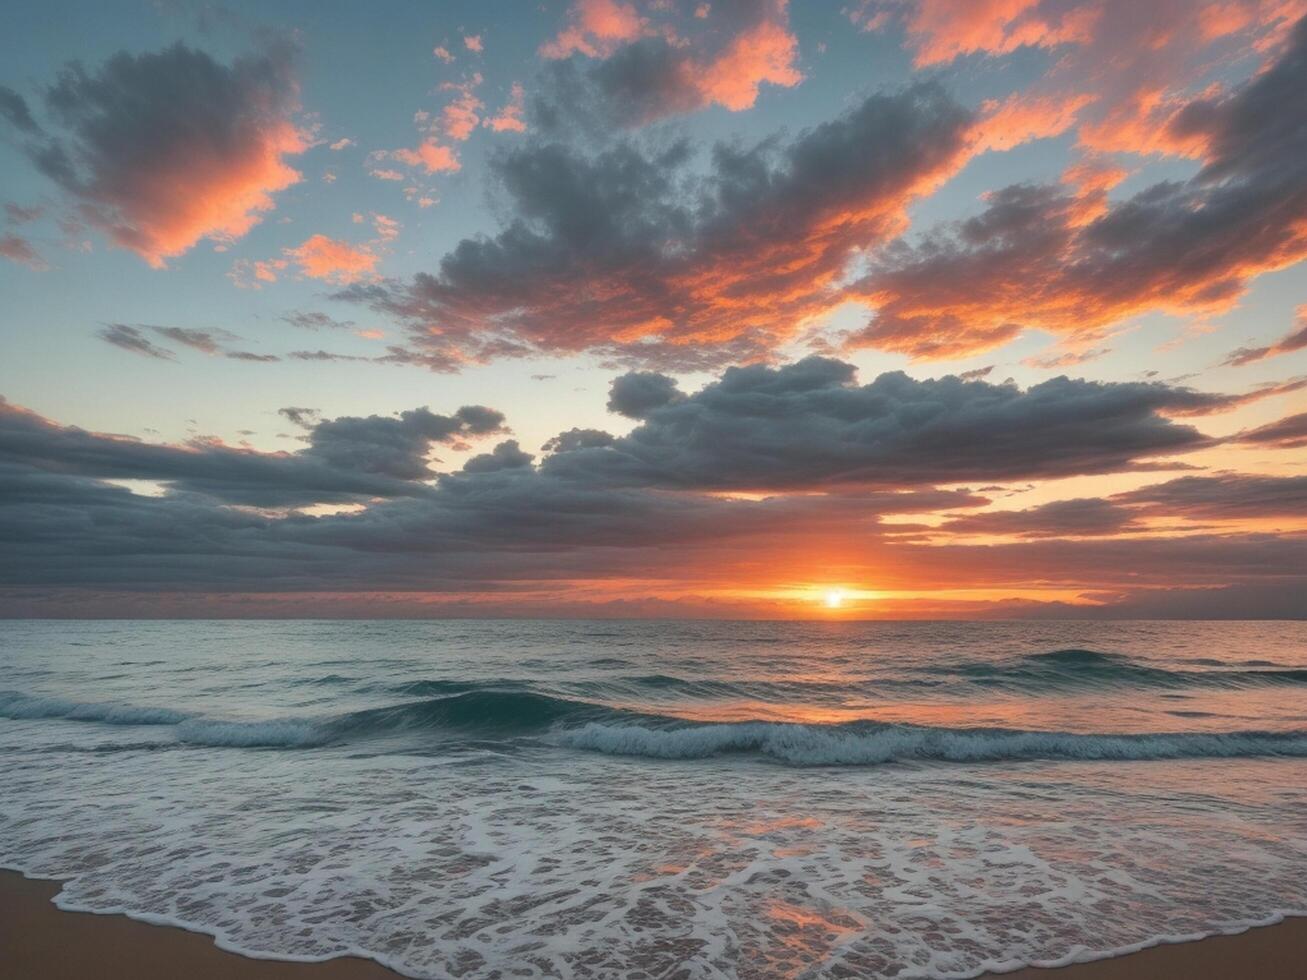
[{"left": 5, "top": 686, "right": 1307, "bottom": 764}]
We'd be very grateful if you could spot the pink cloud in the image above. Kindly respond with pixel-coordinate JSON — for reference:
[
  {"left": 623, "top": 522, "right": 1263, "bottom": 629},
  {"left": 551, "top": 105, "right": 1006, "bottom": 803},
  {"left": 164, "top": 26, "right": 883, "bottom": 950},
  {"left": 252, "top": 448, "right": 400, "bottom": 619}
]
[
  {"left": 695, "top": 10, "right": 803, "bottom": 111},
  {"left": 540, "top": 0, "right": 645, "bottom": 59},
  {"left": 439, "top": 76, "right": 484, "bottom": 140},
  {"left": 285, "top": 234, "right": 379, "bottom": 285},
  {"left": 433, "top": 45, "right": 454, "bottom": 63},
  {"left": 228, "top": 257, "right": 288, "bottom": 289},
  {"left": 485, "top": 83, "right": 527, "bottom": 133},
  {"left": 390, "top": 140, "right": 461, "bottom": 174},
  {"left": 464, "top": 34, "right": 484, "bottom": 53}
]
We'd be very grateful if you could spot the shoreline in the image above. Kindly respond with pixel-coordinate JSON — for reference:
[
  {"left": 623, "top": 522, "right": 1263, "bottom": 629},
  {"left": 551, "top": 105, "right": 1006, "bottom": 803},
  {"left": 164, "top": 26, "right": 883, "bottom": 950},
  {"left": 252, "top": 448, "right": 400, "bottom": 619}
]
[{"left": 4, "top": 869, "right": 1306, "bottom": 979}]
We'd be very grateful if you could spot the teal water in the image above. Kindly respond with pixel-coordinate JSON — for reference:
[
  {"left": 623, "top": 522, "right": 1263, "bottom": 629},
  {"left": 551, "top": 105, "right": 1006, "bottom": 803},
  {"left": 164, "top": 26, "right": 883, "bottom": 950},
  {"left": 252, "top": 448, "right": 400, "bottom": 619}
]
[{"left": 2, "top": 620, "right": 1305, "bottom": 977}]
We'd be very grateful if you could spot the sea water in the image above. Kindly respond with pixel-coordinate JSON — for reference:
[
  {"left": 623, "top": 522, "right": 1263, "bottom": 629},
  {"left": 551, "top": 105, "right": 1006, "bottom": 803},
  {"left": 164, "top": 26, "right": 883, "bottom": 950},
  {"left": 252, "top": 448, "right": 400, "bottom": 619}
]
[{"left": 1, "top": 619, "right": 1305, "bottom": 978}]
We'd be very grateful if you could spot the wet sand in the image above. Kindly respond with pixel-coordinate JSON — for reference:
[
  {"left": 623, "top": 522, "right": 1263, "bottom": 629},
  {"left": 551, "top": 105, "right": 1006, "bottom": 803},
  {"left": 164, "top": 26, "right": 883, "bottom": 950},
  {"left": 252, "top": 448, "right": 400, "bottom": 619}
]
[{"left": 3, "top": 869, "right": 1305, "bottom": 979}]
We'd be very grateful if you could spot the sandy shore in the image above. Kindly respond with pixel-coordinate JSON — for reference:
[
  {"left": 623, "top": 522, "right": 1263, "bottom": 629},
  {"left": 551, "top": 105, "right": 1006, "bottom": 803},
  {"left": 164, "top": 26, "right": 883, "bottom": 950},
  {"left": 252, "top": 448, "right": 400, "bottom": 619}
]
[{"left": 3, "top": 869, "right": 1306, "bottom": 979}]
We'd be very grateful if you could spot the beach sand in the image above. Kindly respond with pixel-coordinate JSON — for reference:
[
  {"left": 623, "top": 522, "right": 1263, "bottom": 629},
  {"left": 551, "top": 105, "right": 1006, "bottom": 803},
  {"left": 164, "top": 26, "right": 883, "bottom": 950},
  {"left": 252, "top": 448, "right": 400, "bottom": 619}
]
[{"left": 3, "top": 869, "right": 1305, "bottom": 979}]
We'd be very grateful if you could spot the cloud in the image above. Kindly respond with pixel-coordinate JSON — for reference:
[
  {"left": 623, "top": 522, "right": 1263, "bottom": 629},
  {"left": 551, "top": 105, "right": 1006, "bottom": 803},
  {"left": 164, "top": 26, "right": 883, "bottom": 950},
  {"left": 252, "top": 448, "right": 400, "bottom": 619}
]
[
  {"left": 97, "top": 324, "right": 176, "bottom": 360},
  {"left": 538, "top": 0, "right": 801, "bottom": 125},
  {"left": 464, "top": 34, "right": 483, "bottom": 53},
  {"left": 0, "top": 234, "right": 48, "bottom": 270},
  {"left": 3, "top": 361, "right": 1302, "bottom": 614},
  {"left": 0, "top": 395, "right": 506, "bottom": 507},
  {"left": 278, "top": 407, "right": 321, "bottom": 428},
  {"left": 439, "top": 76, "right": 484, "bottom": 140},
  {"left": 1114, "top": 473, "right": 1307, "bottom": 522},
  {"left": 341, "top": 82, "right": 974, "bottom": 369},
  {"left": 545, "top": 357, "right": 1232, "bottom": 491},
  {"left": 887, "top": 0, "right": 1097, "bottom": 67},
  {"left": 1222, "top": 306, "right": 1307, "bottom": 366},
  {"left": 936, "top": 497, "right": 1142, "bottom": 538},
  {"left": 0, "top": 85, "right": 40, "bottom": 132},
  {"left": 285, "top": 234, "right": 379, "bottom": 285},
  {"left": 856, "top": 1, "right": 1302, "bottom": 161},
  {"left": 4, "top": 203, "right": 44, "bottom": 224},
  {"left": 1236, "top": 411, "right": 1307, "bottom": 449},
  {"left": 382, "top": 139, "right": 461, "bottom": 174},
  {"left": 851, "top": 19, "right": 1307, "bottom": 358},
  {"left": 540, "top": 0, "right": 646, "bottom": 60},
  {"left": 282, "top": 311, "right": 356, "bottom": 331},
  {"left": 97, "top": 323, "right": 282, "bottom": 362},
  {"left": 6, "top": 41, "right": 308, "bottom": 267},
  {"left": 937, "top": 474, "right": 1307, "bottom": 538},
  {"left": 228, "top": 257, "right": 288, "bottom": 289},
  {"left": 151, "top": 326, "right": 231, "bottom": 354},
  {"left": 485, "top": 83, "right": 527, "bottom": 133}
]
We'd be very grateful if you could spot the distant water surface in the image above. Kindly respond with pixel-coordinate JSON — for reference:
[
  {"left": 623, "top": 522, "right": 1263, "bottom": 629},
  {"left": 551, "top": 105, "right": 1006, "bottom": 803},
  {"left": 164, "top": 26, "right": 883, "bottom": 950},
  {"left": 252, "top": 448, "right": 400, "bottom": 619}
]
[{"left": 2, "top": 619, "right": 1305, "bottom": 978}]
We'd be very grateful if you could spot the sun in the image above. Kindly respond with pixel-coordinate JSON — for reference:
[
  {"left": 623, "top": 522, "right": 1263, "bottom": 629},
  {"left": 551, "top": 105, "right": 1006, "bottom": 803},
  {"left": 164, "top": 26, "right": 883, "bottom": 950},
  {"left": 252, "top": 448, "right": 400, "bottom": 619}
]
[{"left": 823, "top": 589, "right": 845, "bottom": 609}]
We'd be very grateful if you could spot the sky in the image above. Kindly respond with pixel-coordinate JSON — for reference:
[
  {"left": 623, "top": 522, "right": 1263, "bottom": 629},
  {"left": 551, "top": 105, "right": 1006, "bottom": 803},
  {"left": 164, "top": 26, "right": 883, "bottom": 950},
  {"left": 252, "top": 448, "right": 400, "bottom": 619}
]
[{"left": 0, "top": 0, "right": 1304, "bottom": 619}]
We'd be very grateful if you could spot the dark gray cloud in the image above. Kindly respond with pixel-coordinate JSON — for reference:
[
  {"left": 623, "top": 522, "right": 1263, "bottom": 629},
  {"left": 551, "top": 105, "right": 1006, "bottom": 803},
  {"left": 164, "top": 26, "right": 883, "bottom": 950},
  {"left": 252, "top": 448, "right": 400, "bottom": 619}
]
[
  {"left": 0, "top": 85, "right": 39, "bottom": 133},
  {"left": 282, "top": 310, "right": 357, "bottom": 331},
  {"left": 1236, "top": 411, "right": 1307, "bottom": 450},
  {"left": 544, "top": 357, "right": 1232, "bottom": 491},
  {"left": 2, "top": 358, "right": 1301, "bottom": 614},
  {"left": 0, "top": 396, "right": 505, "bottom": 507},
  {"left": 151, "top": 326, "right": 230, "bottom": 354},
  {"left": 936, "top": 497, "right": 1142, "bottom": 538},
  {"left": 225, "top": 350, "right": 280, "bottom": 362},
  {"left": 936, "top": 474, "right": 1307, "bottom": 538},
  {"left": 1222, "top": 317, "right": 1307, "bottom": 367},
  {"left": 340, "top": 83, "right": 973, "bottom": 369},
  {"left": 851, "top": 16, "right": 1307, "bottom": 359},
  {"left": 278, "top": 407, "right": 321, "bottom": 429},
  {"left": 98, "top": 324, "right": 176, "bottom": 360},
  {"left": 97, "top": 323, "right": 279, "bottom": 363},
  {"left": 1115, "top": 474, "right": 1307, "bottom": 521},
  {"left": 307, "top": 406, "right": 506, "bottom": 481},
  {"left": 287, "top": 349, "right": 370, "bottom": 363},
  {"left": 607, "top": 371, "right": 682, "bottom": 419}
]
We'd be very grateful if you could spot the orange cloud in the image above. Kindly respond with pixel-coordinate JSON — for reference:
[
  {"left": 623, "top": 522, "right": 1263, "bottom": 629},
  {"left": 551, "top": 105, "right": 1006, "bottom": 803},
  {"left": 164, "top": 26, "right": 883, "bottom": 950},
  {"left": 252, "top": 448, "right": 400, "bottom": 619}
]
[
  {"left": 973, "top": 91, "right": 1095, "bottom": 152},
  {"left": 540, "top": 0, "right": 802, "bottom": 119},
  {"left": 901, "top": 0, "right": 1098, "bottom": 66},
  {"left": 695, "top": 11, "right": 802, "bottom": 111},
  {"left": 286, "top": 235, "right": 379, "bottom": 285},
  {"left": 860, "top": 1, "right": 1306, "bottom": 162},
  {"left": 540, "top": 0, "right": 645, "bottom": 59},
  {"left": 851, "top": 20, "right": 1307, "bottom": 360}
]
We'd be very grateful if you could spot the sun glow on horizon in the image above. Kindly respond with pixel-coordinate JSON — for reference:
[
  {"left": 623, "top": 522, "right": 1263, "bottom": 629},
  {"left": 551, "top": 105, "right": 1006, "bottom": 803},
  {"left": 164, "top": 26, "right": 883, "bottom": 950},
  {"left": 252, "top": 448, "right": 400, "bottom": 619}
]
[{"left": 823, "top": 589, "right": 846, "bottom": 609}]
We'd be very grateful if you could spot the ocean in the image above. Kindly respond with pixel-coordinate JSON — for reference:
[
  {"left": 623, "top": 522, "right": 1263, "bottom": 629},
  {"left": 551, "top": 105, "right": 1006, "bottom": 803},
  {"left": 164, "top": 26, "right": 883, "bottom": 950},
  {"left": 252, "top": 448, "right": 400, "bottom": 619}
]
[{"left": 2, "top": 619, "right": 1305, "bottom": 978}]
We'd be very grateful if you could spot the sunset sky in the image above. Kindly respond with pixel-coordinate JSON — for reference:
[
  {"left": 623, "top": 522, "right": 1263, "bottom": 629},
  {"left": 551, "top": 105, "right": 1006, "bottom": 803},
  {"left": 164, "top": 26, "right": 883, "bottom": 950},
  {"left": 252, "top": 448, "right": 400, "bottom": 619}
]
[{"left": 1, "top": 0, "right": 1305, "bottom": 618}]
